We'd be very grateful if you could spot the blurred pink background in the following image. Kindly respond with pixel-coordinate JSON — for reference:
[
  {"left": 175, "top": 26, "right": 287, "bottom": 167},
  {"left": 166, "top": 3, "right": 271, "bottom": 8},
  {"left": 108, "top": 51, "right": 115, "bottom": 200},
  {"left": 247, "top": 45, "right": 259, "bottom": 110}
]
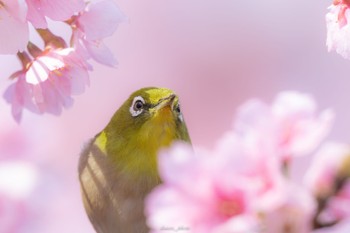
[{"left": 0, "top": 0, "right": 349, "bottom": 232}]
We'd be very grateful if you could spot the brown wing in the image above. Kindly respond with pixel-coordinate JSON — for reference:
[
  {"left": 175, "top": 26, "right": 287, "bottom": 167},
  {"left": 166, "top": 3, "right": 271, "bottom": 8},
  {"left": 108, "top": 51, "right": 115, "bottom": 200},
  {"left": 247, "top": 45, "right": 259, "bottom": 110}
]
[{"left": 78, "top": 140, "right": 151, "bottom": 233}]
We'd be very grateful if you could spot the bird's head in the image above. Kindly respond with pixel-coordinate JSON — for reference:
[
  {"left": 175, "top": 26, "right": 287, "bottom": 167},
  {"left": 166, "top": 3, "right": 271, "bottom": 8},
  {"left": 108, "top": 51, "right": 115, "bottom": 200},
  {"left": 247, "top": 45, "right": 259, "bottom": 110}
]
[{"left": 100, "top": 87, "right": 191, "bottom": 178}]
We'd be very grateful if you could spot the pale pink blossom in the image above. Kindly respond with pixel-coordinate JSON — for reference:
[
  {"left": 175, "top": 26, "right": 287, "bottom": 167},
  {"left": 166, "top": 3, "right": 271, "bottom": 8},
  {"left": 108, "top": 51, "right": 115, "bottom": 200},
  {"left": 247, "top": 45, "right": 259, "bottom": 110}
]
[
  {"left": 1, "top": 0, "right": 125, "bottom": 120},
  {"left": 72, "top": 0, "right": 126, "bottom": 67},
  {"left": 73, "top": 30, "right": 117, "bottom": 67},
  {"left": 3, "top": 48, "right": 90, "bottom": 122},
  {"left": 326, "top": 1, "right": 350, "bottom": 59},
  {"left": 25, "top": 0, "right": 85, "bottom": 29},
  {"left": 0, "top": 0, "right": 29, "bottom": 54},
  {"left": 215, "top": 131, "right": 282, "bottom": 195},
  {"left": 304, "top": 142, "right": 350, "bottom": 197},
  {"left": 210, "top": 131, "right": 316, "bottom": 233},
  {"left": 146, "top": 132, "right": 290, "bottom": 232},
  {"left": 258, "top": 182, "right": 316, "bottom": 233},
  {"left": 234, "top": 91, "right": 334, "bottom": 161},
  {"left": 304, "top": 143, "right": 350, "bottom": 226},
  {"left": 146, "top": 143, "right": 260, "bottom": 233}
]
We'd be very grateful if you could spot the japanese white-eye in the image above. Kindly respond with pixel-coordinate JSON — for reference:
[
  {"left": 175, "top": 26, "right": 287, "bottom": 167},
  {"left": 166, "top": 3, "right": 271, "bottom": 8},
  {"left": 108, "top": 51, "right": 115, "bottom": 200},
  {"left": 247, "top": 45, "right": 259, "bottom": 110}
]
[{"left": 78, "top": 87, "right": 191, "bottom": 233}]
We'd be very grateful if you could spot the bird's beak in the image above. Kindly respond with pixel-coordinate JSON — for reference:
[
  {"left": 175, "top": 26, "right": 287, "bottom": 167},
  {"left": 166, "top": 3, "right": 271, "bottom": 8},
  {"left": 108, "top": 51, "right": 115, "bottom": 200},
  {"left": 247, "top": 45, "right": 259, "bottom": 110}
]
[{"left": 154, "top": 94, "right": 176, "bottom": 111}]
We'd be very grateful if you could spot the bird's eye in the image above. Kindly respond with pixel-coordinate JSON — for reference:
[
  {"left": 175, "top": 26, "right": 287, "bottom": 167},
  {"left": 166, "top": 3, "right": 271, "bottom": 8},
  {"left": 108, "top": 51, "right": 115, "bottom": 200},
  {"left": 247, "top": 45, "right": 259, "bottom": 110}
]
[
  {"left": 130, "top": 96, "right": 145, "bottom": 117},
  {"left": 175, "top": 105, "right": 181, "bottom": 113},
  {"left": 134, "top": 100, "right": 144, "bottom": 111},
  {"left": 175, "top": 103, "right": 184, "bottom": 122}
]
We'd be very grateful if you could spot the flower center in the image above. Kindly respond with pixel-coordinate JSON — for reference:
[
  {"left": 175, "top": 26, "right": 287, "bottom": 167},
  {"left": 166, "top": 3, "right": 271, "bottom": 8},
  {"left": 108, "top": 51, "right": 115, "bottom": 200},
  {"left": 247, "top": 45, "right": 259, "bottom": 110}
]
[{"left": 217, "top": 199, "right": 244, "bottom": 218}]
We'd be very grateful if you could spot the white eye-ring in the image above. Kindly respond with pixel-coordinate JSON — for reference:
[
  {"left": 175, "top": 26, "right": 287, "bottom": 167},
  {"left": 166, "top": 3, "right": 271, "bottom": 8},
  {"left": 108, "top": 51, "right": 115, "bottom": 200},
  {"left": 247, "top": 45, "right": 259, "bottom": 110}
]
[
  {"left": 130, "top": 96, "right": 145, "bottom": 117},
  {"left": 174, "top": 103, "right": 184, "bottom": 122}
]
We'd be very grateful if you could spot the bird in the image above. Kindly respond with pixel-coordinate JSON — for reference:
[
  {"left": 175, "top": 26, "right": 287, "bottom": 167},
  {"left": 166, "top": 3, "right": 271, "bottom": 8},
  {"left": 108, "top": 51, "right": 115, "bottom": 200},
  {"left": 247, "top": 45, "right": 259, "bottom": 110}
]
[{"left": 78, "top": 87, "right": 191, "bottom": 233}]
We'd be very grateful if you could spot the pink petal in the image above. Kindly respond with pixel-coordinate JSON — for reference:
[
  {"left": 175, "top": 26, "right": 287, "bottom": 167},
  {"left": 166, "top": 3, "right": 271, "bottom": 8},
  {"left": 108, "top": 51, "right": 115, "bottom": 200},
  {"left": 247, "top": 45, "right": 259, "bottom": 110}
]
[
  {"left": 55, "top": 47, "right": 93, "bottom": 71},
  {"left": 25, "top": 0, "right": 48, "bottom": 28},
  {"left": 234, "top": 91, "right": 333, "bottom": 160},
  {"left": 26, "top": 55, "right": 65, "bottom": 84},
  {"left": 272, "top": 91, "right": 334, "bottom": 157},
  {"left": 147, "top": 141, "right": 259, "bottom": 233},
  {"left": 258, "top": 182, "right": 316, "bottom": 233},
  {"left": 25, "top": 0, "right": 85, "bottom": 28},
  {"left": 31, "top": 84, "right": 45, "bottom": 106},
  {"left": 3, "top": 47, "right": 90, "bottom": 121},
  {"left": 3, "top": 75, "right": 39, "bottom": 122},
  {"left": 158, "top": 143, "right": 198, "bottom": 187},
  {"left": 284, "top": 109, "right": 334, "bottom": 156},
  {"left": 304, "top": 142, "right": 350, "bottom": 196},
  {"left": 0, "top": 7, "right": 29, "bottom": 54},
  {"left": 64, "top": 66, "right": 89, "bottom": 95},
  {"left": 39, "top": 0, "right": 85, "bottom": 22},
  {"left": 72, "top": 30, "right": 91, "bottom": 60},
  {"left": 327, "top": 183, "right": 350, "bottom": 220},
  {"left": 54, "top": 48, "right": 90, "bottom": 94},
  {"left": 3, "top": 82, "right": 24, "bottom": 122},
  {"left": 34, "top": 81, "right": 63, "bottom": 115},
  {"left": 77, "top": 0, "right": 125, "bottom": 41},
  {"left": 146, "top": 186, "right": 197, "bottom": 233},
  {"left": 272, "top": 91, "right": 316, "bottom": 117},
  {"left": 3, "top": 0, "right": 28, "bottom": 22},
  {"left": 234, "top": 99, "right": 274, "bottom": 141},
  {"left": 83, "top": 39, "right": 118, "bottom": 67}
]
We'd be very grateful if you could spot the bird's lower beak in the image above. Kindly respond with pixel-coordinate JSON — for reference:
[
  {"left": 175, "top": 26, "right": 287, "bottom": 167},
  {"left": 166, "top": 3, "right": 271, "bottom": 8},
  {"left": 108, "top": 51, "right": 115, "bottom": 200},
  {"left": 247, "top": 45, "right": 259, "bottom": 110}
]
[{"left": 155, "top": 94, "right": 176, "bottom": 111}]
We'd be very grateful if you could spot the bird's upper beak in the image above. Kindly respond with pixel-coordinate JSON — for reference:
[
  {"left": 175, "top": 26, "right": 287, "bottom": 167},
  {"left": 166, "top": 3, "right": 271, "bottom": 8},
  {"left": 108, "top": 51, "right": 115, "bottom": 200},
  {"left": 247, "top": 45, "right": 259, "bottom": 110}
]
[{"left": 154, "top": 94, "right": 176, "bottom": 112}]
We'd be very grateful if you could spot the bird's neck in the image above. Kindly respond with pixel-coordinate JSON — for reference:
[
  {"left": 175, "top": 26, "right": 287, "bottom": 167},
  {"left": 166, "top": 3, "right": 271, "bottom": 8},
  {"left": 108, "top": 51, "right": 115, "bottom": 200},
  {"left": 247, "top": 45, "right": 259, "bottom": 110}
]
[{"left": 95, "top": 119, "right": 176, "bottom": 182}]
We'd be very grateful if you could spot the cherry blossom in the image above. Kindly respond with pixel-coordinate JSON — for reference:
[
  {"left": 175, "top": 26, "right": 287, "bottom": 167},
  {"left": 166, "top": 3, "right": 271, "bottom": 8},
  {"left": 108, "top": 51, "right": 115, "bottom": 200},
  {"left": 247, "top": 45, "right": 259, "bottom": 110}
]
[
  {"left": 326, "top": 1, "right": 350, "bottom": 59},
  {"left": 1, "top": 0, "right": 124, "bottom": 121},
  {"left": 258, "top": 182, "right": 316, "bottom": 233},
  {"left": 146, "top": 91, "right": 341, "bottom": 232},
  {"left": 3, "top": 48, "right": 90, "bottom": 122},
  {"left": 72, "top": 0, "right": 126, "bottom": 67},
  {"left": 234, "top": 91, "right": 334, "bottom": 162},
  {"left": 146, "top": 143, "right": 261, "bottom": 233},
  {"left": 305, "top": 143, "right": 350, "bottom": 227},
  {"left": 146, "top": 140, "right": 316, "bottom": 233},
  {"left": 304, "top": 143, "right": 350, "bottom": 197}
]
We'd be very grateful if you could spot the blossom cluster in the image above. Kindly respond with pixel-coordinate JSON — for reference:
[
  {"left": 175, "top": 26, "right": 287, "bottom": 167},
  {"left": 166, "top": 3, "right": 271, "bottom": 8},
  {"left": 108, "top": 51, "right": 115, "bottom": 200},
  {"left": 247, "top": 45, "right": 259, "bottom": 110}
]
[
  {"left": 146, "top": 92, "right": 350, "bottom": 233},
  {"left": 327, "top": 0, "right": 350, "bottom": 58},
  {"left": 0, "top": 0, "right": 125, "bottom": 122}
]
